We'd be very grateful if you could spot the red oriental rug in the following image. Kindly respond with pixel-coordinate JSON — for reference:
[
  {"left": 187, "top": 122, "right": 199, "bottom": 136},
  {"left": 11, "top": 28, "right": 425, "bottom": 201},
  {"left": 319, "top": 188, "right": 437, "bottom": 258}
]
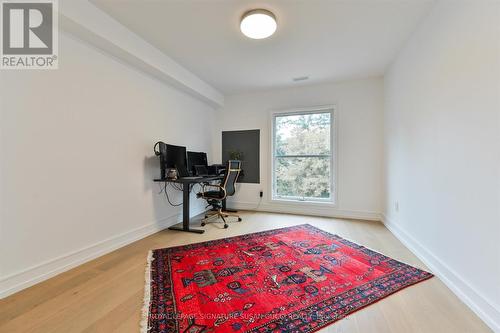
[{"left": 142, "top": 224, "right": 433, "bottom": 333}]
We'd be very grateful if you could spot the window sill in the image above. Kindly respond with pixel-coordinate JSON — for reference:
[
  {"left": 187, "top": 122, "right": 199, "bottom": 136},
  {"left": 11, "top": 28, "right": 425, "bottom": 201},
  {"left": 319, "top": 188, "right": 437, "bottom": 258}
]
[{"left": 270, "top": 198, "right": 337, "bottom": 208}]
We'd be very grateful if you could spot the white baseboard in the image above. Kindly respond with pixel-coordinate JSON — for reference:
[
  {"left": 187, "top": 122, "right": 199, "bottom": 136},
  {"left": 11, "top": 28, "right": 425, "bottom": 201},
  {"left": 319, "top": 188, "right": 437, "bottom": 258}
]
[
  {"left": 0, "top": 213, "right": 182, "bottom": 299},
  {"left": 228, "top": 201, "right": 381, "bottom": 221},
  {"left": 381, "top": 214, "right": 500, "bottom": 333},
  {"left": 0, "top": 204, "right": 376, "bottom": 300}
]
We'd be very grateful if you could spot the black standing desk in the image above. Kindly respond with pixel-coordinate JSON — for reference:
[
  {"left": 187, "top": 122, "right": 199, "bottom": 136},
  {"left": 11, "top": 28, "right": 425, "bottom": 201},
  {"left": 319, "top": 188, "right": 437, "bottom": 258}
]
[{"left": 154, "top": 175, "right": 223, "bottom": 234}]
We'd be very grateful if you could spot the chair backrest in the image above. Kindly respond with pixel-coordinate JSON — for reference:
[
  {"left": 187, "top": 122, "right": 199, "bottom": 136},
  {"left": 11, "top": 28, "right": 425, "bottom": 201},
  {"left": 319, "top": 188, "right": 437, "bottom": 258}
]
[{"left": 222, "top": 160, "right": 241, "bottom": 197}]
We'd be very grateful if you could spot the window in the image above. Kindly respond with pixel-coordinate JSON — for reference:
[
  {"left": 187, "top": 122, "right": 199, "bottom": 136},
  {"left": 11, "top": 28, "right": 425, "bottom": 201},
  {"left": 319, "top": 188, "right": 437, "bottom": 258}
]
[{"left": 271, "top": 107, "right": 335, "bottom": 203}]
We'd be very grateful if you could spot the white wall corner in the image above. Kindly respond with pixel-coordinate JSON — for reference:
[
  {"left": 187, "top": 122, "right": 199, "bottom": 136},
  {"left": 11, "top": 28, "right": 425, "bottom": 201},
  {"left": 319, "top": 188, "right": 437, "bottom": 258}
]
[
  {"left": 58, "top": 1, "right": 224, "bottom": 108},
  {"left": 381, "top": 214, "right": 500, "bottom": 333}
]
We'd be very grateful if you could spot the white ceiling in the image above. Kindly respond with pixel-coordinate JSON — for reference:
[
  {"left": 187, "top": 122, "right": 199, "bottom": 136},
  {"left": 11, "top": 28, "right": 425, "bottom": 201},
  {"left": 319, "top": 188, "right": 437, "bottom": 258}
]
[{"left": 91, "top": 0, "right": 434, "bottom": 95}]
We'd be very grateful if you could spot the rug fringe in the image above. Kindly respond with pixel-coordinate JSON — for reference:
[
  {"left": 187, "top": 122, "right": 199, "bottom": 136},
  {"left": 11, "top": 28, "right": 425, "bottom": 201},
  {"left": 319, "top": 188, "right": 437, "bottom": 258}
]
[{"left": 140, "top": 250, "right": 154, "bottom": 333}]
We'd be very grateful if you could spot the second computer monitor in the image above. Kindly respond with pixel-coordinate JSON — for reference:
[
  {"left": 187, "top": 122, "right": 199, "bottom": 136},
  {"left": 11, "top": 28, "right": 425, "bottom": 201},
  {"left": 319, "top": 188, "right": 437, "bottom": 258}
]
[{"left": 187, "top": 151, "right": 208, "bottom": 175}]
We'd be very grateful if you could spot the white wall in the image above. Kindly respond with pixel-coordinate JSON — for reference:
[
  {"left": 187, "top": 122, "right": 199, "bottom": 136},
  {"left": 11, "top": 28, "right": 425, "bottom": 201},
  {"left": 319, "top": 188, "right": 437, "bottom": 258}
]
[
  {"left": 59, "top": 1, "right": 224, "bottom": 107},
  {"left": 0, "top": 33, "right": 216, "bottom": 297},
  {"left": 383, "top": 0, "right": 500, "bottom": 331},
  {"left": 213, "top": 78, "right": 384, "bottom": 220}
]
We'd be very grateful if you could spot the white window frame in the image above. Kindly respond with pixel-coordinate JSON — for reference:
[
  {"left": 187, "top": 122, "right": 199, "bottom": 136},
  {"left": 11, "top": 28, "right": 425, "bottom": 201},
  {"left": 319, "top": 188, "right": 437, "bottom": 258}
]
[{"left": 270, "top": 105, "right": 337, "bottom": 205}]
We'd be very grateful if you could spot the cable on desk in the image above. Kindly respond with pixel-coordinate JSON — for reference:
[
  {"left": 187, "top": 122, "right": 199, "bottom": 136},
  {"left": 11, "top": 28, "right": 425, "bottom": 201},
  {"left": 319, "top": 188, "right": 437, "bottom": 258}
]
[
  {"left": 172, "top": 182, "right": 183, "bottom": 192},
  {"left": 158, "top": 179, "right": 218, "bottom": 207},
  {"left": 164, "top": 182, "right": 182, "bottom": 206},
  {"left": 166, "top": 181, "right": 197, "bottom": 194}
]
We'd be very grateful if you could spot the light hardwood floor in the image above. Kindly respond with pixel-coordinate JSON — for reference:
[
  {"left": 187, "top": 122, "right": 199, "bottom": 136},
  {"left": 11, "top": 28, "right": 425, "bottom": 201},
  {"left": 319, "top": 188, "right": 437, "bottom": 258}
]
[{"left": 0, "top": 211, "right": 492, "bottom": 332}]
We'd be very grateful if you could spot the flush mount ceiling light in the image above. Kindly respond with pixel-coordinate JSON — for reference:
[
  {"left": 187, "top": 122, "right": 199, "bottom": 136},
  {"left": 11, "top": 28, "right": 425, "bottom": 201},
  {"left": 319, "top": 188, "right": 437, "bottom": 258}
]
[{"left": 240, "top": 9, "right": 277, "bottom": 39}]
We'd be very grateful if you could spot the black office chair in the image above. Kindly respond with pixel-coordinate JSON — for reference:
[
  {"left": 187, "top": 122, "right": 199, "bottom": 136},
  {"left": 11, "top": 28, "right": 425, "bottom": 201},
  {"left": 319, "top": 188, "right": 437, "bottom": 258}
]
[{"left": 198, "top": 160, "right": 242, "bottom": 228}]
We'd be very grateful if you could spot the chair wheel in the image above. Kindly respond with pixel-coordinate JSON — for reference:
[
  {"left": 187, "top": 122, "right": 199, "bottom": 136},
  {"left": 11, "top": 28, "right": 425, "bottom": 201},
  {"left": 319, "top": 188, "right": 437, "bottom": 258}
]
[
  {"left": 201, "top": 222, "right": 206, "bottom": 226},
  {"left": 224, "top": 224, "right": 228, "bottom": 229},
  {"left": 238, "top": 218, "right": 242, "bottom": 222}
]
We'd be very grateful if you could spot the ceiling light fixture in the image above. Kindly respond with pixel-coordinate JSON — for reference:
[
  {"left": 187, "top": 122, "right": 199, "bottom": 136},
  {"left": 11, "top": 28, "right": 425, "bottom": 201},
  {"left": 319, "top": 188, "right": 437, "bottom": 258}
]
[{"left": 240, "top": 9, "right": 277, "bottom": 39}]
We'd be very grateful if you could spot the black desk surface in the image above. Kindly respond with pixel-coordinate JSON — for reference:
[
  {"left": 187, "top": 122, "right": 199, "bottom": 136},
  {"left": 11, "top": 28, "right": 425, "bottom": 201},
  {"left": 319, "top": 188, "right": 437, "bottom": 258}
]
[{"left": 154, "top": 175, "right": 223, "bottom": 183}]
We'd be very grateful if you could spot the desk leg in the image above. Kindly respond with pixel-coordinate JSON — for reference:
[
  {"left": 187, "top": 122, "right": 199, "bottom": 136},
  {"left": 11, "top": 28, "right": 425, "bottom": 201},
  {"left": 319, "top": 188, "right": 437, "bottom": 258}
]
[{"left": 168, "top": 183, "right": 205, "bottom": 234}]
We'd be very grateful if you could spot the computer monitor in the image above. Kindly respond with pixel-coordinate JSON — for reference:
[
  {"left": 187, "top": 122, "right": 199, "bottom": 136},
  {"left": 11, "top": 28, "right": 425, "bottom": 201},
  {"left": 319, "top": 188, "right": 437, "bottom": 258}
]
[
  {"left": 165, "top": 144, "right": 188, "bottom": 177},
  {"left": 187, "top": 151, "right": 208, "bottom": 175}
]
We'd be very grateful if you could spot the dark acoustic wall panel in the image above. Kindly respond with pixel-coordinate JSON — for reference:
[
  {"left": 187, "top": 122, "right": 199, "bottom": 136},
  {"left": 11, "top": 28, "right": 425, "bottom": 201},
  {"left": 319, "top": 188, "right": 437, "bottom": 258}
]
[{"left": 222, "top": 129, "right": 260, "bottom": 184}]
